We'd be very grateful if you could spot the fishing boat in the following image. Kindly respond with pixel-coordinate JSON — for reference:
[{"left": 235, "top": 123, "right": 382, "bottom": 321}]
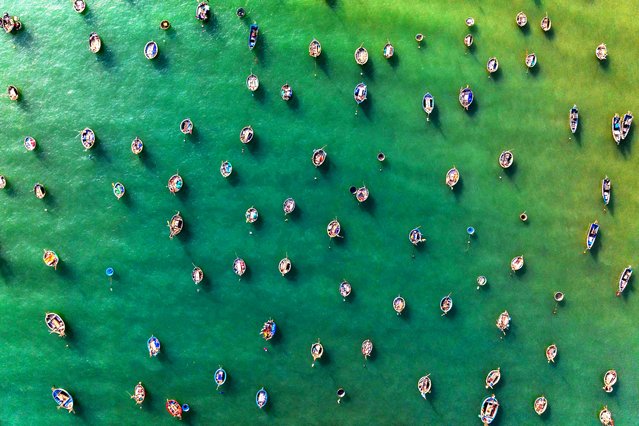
[
  {"left": 554, "top": 291, "right": 565, "bottom": 302},
  {"left": 485, "top": 368, "right": 500, "bottom": 389},
  {"left": 24, "top": 136, "right": 37, "bottom": 151},
  {"left": 311, "top": 340, "right": 324, "bottom": 366},
  {"left": 80, "top": 128, "right": 95, "bottom": 149},
  {"left": 240, "top": 125, "right": 254, "bottom": 144},
  {"left": 34, "top": 183, "right": 46, "bottom": 199},
  {"left": 166, "top": 399, "right": 182, "bottom": 419},
  {"left": 546, "top": 344, "right": 557, "bottom": 363},
  {"left": 417, "top": 375, "right": 431, "bottom": 398},
  {"left": 7, "top": 85, "right": 19, "bottom": 100},
  {"left": 479, "top": 395, "right": 499, "bottom": 424},
  {"left": 361, "top": 339, "right": 373, "bottom": 360},
  {"left": 309, "top": 38, "right": 322, "bottom": 57},
  {"left": 511, "top": 255, "right": 524, "bottom": 271},
  {"left": 499, "top": 151, "right": 513, "bottom": 168},
  {"left": 131, "top": 382, "right": 145, "bottom": 405},
  {"left": 0, "top": 175, "right": 6, "bottom": 189},
  {"left": 131, "top": 137, "right": 143, "bottom": 155},
  {"left": 327, "top": 219, "right": 341, "bottom": 238},
  {"left": 486, "top": 57, "right": 499, "bottom": 74},
  {"left": 525, "top": 53, "right": 537, "bottom": 68},
  {"left": 73, "top": 0, "right": 86, "bottom": 13},
  {"left": 496, "top": 310, "right": 511, "bottom": 334},
  {"left": 616, "top": 266, "right": 632, "bottom": 296},
  {"left": 534, "top": 396, "right": 548, "bottom": 415},
  {"left": 339, "top": 280, "right": 352, "bottom": 299},
  {"left": 214, "top": 367, "right": 227, "bottom": 389},
  {"left": 621, "top": 111, "right": 633, "bottom": 140},
  {"left": 248, "top": 23, "right": 259, "bottom": 49},
  {"left": 192, "top": 266, "right": 203, "bottom": 284},
  {"left": 245, "top": 207, "right": 259, "bottom": 223},
  {"left": 540, "top": 15, "right": 551, "bottom": 31},
  {"left": 464, "top": 34, "right": 473, "bottom": 47},
  {"left": 256, "top": 388, "right": 268, "bottom": 409},
  {"left": 354, "top": 82, "right": 367, "bottom": 104},
  {"left": 167, "top": 174, "right": 183, "bottom": 193},
  {"left": 596, "top": 43, "right": 608, "bottom": 61},
  {"left": 89, "top": 32, "right": 101, "bottom": 53},
  {"left": 280, "top": 84, "right": 293, "bottom": 101},
  {"left": 112, "top": 182, "right": 125, "bottom": 199},
  {"left": 422, "top": 93, "right": 434, "bottom": 121},
  {"left": 180, "top": 118, "right": 193, "bottom": 135},
  {"left": 220, "top": 161, "right": 232, "bottom": 178},
  {"left": 570, "top": 105, "right": 579, "bottom": 134},
  {"left": 393, "top": 295, "right": 406, "bottom": 315},
  {"left": 311, "top": 148, "right": 327, "bottom": 167},
  {"left": 586, "top": 220, "right": 599, "bottom": 251},
  {"left": 354, "top": 45, "right": 368, "bottom": 65},
  {"left": 409, "top": 227, "right": 426, "bottom": 245},
  {"left": 354, "top": 186, "right": 369, "bottom": 203},
  {"left": 246, "top": 73, "right": 259, "bottom": 92},
  {"left": 43, "top": 250, "right": 59, "bottom": 269},
  {"left": 602, "top": 369, "right": 618, "bottom": 393},
  {"left": 283, "top": 198, "right": 296, "bottom": 215},
  {"left": 147, "top": 335, "right": 160, "bottom": 357},
  {"left": 260, "top": 319, "right": 276, "bottom": 340},
  {"left": 144, "top": 41, "right": 158, "bottom": 59},
  {"left": 52, "top": 388, "right": 74, "bottom": 413},
  {"left": 168, "top": 212, "right": 183, "bottom": 239},
  {"left": 45, "top": 312, "right": 66, "bottom": 336},
  {"left": 516, "top": 11, "right": 527, "bottom": 27},
  {"left": 459, "top": 86, "right": 473, "bottom": 110},
  {"left": 415, "top": 33, "right": 424, "bottom": 45},
  {"left": 195, "top": 1, "right": 210, "bottom": 21},
  {"left": 383, "top": 41, "right": 394, "bottom": 59},
  {"left": 602, "top": 176, "right": 611, "bottom": 206},
  {"left": 440, "top": 294, "right": 453, "bottom": 315},
  {"left": 233, "top": 257, "right": 246, "bottom": 277},
  {"left": 445, "top": 167, "right": 459, "bottom": 189},
  {"left": 278, "top": 257, "right": 291, "bottom": 276},
  {"left": 599, "top": 406, "right": 614, "bottom": 425}
]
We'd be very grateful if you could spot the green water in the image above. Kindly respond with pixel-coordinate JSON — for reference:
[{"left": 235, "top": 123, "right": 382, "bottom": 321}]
[{"left": 1, "top": 0, "right": 639, "bottom": 424}]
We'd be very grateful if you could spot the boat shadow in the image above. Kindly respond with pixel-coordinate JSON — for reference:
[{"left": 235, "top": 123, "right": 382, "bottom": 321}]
[
  {"left": 96, "top": 45, "right": 117, "bottom": 69},
  {"left": 361, "top": 60, "right": 374, "bottom": 81},
  {"left": 316, "top": 53, "right": 329, "bottom": 77},
  {"left": 358, "top": 195, "right": 375, "bottom": 214},
  {"left": 137, "top": 150, "right": 156, "bottom": 170},
  {"left": 465, "top": 98, "right": 479, "bottom": 117},
  {"left": 426, "top": 105, "right": 441, "bottom": 130},
  {"left": 201, "top": 13, "right": 219, "bottom": 36},
  {"left": 286, "top": 93, "right": 299, "bottom": 110},
  {"left": 252, "top": 86, "right": 266, "bottom": 103},
  {"left": 283, "top": 264, "right": 298, "bottom": 283},
  {"left": 519, "top": 24, "right": 531, "bottom": 36},
  {"left": 253, "top": 33, "right": 267, "bottom": 67},
  {"left": 325, "top": 0, "right": 338, "bottom": 9},
  {"left": 543, "top": 27, "right": 555, "bottom": 40},
  {"left": 619, "top": 135, "right": 633, "bottom": 157},
  {"left": 88, "top": 140, "right": 111, "bottom": 164},
  {"left": 243, "top": 135, "right": 261, "bottom": 155},
  {"left": 316, "top": 156, "right": 330, "bottom": 178},
  {"left": 16, "top": 96, "right": 31, "bottom": 112},
  {"left": 599, "top": 57, "right": 610, "bottom": 71},
  {"left": 527, "top": 63, "right": 540, "bottom": 77},
  {"left": 387, "top": 51, "right": 399, "bottom": 69},
  {"left": 397, "top": 307, "right": 410, "bottom": 321},
  {"left": 358, "top": 93, "right": 371, "bottom": 118},
  {"left": 152, "top": 53, "right": 170, "bottom": 73},
  {"left": 226, "top": 168, "right": 240, "bottom": 187},
  {"left": 0, "top": 250, "right": 14, "bottom": 279},
  {"left": 502, "top": 162, "right": 517, "bottom": 179},
  {"left": 604, "top": 196, "right": 614, "bottom": 216},
  {"left": 451, "top": 178, "right": 464, "bottom": 199},
  {"left": 11, "top": 28, "right": 33, "bottom": 48},
  {"left": 42, "top": 191, "right": 58, "bottom": 209},
  {"left": 587, "top": 231, "right": 602, "bottom": 259},
  {"left": 488, "top": 68, "right": 502, "bottom": 82}
]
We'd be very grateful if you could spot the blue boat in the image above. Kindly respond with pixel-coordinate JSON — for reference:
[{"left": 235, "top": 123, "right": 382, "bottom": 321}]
[
  {"left": 52, "top": 387, "right": 74, "bottom": 413},
  {"left": 479, "top": 395, "right": 499, "bottom": 424},
  {"left": 147, "top": 335, "right": 161, "bottom": 357},
  {"left": 612, "top": 113, "right": 622, "bottom": 144},
  {"left": 248, "top": 24, "right": 258, "bottom": 50},
  {"left": 214, "top": 367, "right": 227, "bottom": 389},
  {"left": 256, "top": 387, "right": 268, "bottom": 408},
  {"left": 354, "top": 83, "right": 367, "bottom": 104},
  {"left": 585, "top": 220, "right": 599, "bottom": 251},
  {"left": 459, "top": 86, "right": 473, "bottom": 110}
]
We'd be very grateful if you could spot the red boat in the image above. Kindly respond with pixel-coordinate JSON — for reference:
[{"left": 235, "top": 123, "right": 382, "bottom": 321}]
[{"left": 166, "top": 399, "right": 182, "bottom": 419}]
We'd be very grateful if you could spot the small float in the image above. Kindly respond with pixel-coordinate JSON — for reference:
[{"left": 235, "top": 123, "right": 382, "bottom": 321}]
[
  {"left": 214, "top": 367, "right": 227, "bottom": 389},
  {"left": 485, "top": 368, "right": 500, "bottom": 389},
  {"left": 496, "top": 310, "right": 511, "bottom": 334},
  {"left": 43, "top": 250, "right": 59, "bottom": 269},
  {"left": 166, "top": 399, "right": 182, "bottom": 419},
  {"left": 459, "top": 85, "right": 473, "bottom": 110},
  {"left": 34, "top": 183, "right": 46, "bottom": 199},
  {"left": 144, "top": 41, "right": 158, "bottom": 60},
  {"left": 487, "top": 57, "right": 499, "bottom": 74},
  {"left": 167, "top": 174, "right": 183, "bottom": 193},
  {"left": 354, "top": 45, "right": 368, "bottom": 65},
  {"left": 311, "top": 340, "right": 324, "bottom": 366},
  {"left": 240, "top": 125, "right": 254, "bottom": 144},
  {"left": 422, "top": 93, "right": 434, "bottom": 120},
  {"left": 260, "top": 319, "right": 276, "bottom": 341},
  {"left": 280, "top": 84, "right": 293, "bottom": 101},
  {"left": 80, "top": 128, "right": 95, "bottom": 149},
  {"left": 220, "top": 161, "right": 232, "bottom": 178},
  {"left": 586, "top": 220, "right": 599, "bottom": 251},
  {"left": 180, "top": 118, "right": 193, "bottom": 135},
  {"left": 516, "top": 12, "right": 527, "bottom": 27},
  {"left": 621, "top": 111, "right": 633, "bottom": 140},
  {"left": 479, "top": 395, "right": 499, "bottom": 424},
  {"left": 256, "top": 388, "right": 268, "bottom": 409},
  {"left": 445, "top": 167, "right": 459, "bottom": 189},
  {"left": 415, "top": 33, "right": 424, "bottom": 44},
  {"left": 603, "top": 370, "right": 617, "bottom": 393},
  {"left": 233, "top": 257, "right": 246, "bottom": 277},
  {"left": 417, "top": 375, "right": 432, "bottom": 398},
  {"left": 45, "top": 312, "right": 66, "bottom": 336},
  {"left": 89, "top": 32, "right": 101, "bottom": 53},
  {"left": 570, "top": 105, "right": 579, "bottom": 134},
  {"left": 248, "top": 23, "right": 259, "bottom": 49},
  {"left": 7, "top": 85, "right": 19, "bottom": 100},
  {"left": 131, "top": 137, "right": 143, "bottom": 155},
  {"left": 617, "top": 266, "right": 632, "bottom": 296},
  {"left": 546, "top": 344, "right": 557, "bottom": 363},
  {"left": 339, "top": 280, "right": 352, "bottom": 299},
  {"left": 24, "top": 136, "right": 37, "bottom": 151},
  {"left": 534, "top": 396, "right": 548, "bottom": 415},
  {"left": 52, "top": 388, "right": 74, "bottom": 413},
  {"left": 327, "top": 219, "right": 341, "bottom": 238},
  {"left": 511, "top": 255, "right": 524, "bottom": 271},
  {"left": 361, "top": 339, "right": 373, "bottom": 360},
  {"left": 147, "top": 335, "right": 161, "bottom": 357},
  {"left": 160, "top": 20, "right": 170, "bottom": 30},
  {"left": 246, "top": 73, "right": 259, "bottom": 92},
  {"left": 383, "top": 41, "right": 394, "bottom": 59},
  {"left": 440, "top": 294, "right": 453, "bottom": 316},
  {"left": 131, "top": 382, "right": 145, "bottom": 405},
  {"left": 596, "top": 43, "right": 608, "bottom": 61},
  {"left": 499, "top": 151, "right": 513, "bottom": 168},
  {"left": 393, "top": 295, "right": 406, "bottom": 315},
  {"left": 354, "top": 82, "right": 367, "bottom": 104},
  {"left": 112, "top": 182, "right": 125, "bottom": 199},
  {"left": 195, "top": 1, "right": 210, "bottom": 21},
  {"left": 278, "top": 257, "right": 291, "bottom": 276},
  {"left": 192, "top": 266, "right": 203, "bottom": 285},
  {"left": 283, "top": 198, "right": 296, "bottom": 216},
  {"left": 309, "top": 38, "right": 322, "bottom": 57},
  {"left": 168, "top": 212, "right": 183, "bottom": 239},
  {"left": 245, "top": 207, "right": 259, "bottom": 223},
  {"left": 541, "top": 15, "right": 551, "bottom": 32},
  {"left": 409, "top": 227, "right": 426, "bottom": 245}
]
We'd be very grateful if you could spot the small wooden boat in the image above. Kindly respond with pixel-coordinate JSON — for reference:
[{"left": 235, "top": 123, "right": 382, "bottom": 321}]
[
  {"left": 214, "top": 367, "right": 227, "bottom": 389},
  {"left": 166, "top": 399, "right": 182, "bottom": 419},
  {"left": 499, "top": 151, "right": 513, "bottom": 168},
  {"left": 621, "top": 111, "right": 633, "bottom": 140},
  {"left": 445, "top": 167, "right": 459, "bottom": 189},
  {"left": 192, "top": 266, "right": 203, "bottom": 284},
  {"left": 440, "top": 294, "right": 453, "bottom": 316},
  {"left": 131, "top": 137, "right": 143, "bottom": 155},
  {"left": 534, "top": 396, "right": 548, "bottom": 415},
  {"left": 339, "top": 280, "right": 352, "bottom": 299},
  {"left": 354, "top": 186, "right": 369, "bottom": 202},
  {"left": 477, "top": 276, "right": 488, "bottom": 288},
  {"left": 393, "top": 296, "right": 405, "bottom": 315},
  {"left": 73, "top": 0, "right": 86, "bottom": 13},
  {"left": 24, "top": 136, "right": 37, "bottom": 151},
  {"left": 220, "top": 161, "right": 232, "bottom": 178},
  {"left": 479, "top": 395, "right": 499, "bottom": 424},
  {"left": 89, "top": 32, "right": 101, "bottom": 53},
  {"left": 52, "top": 388, "right": 74, "bottom": 413},
  {"left": 233, "top": 257, "right": 246, "bottom": 276},
  {"left": 327, "top": 219, "right": 341, "bottom": 238},
  {"left": 602, "top": 176, "right": 611, "bottom": 206},
  {"left": 280, "top": 84, "right": 293, "bottom": 101},
  {"left": 617, "top": 266, "right": 632, "bottom": 296},
  {"left": 409, "top": 227, "right": 426, "bottom": 245},
  {"left": 383, "top": 41, "right": 394, "bottom": 59},
  {"left": 43, "top": 250, "right": 59, "bottom": 269},
  {"left": 260, "top": 319, "right": 276, "bottom": 340},
  {"left": 570, "top": 105, "right": 579, "bottom": 134},
  {"left": 554, "top": 291, "right": 564, "bottom": 302},
  {"left": 466, "top": 17, "right": 475, "bottom": 27},
  {"left": 546, "top": 344, "right": 557, "bottom": 363},
  {"left": 354, "top": 82, "right": 367, "bottom": 104},
  {"left": 596, "top": 43, "right": 608, "bottom": 61},
  {"left": 415, "top": 33, "right": 424, "bottom": 43},
  {"left": 112, "top": 182, "right": 125, "bottom": 199},
  {"left": 195, "top": 1, "right": 210, "bottom": 21},
  {"left": 354, "top": 45, "right": 368, "bottom": 65},
  {"left": 485, "top": 368, "right": 500, "bottom": 389},
  {"left": 147, "top": 335, "right": 161, "bottom": 357},
  {"left": 167, "top": 174, "right": 183, "bottom": 193},
  {"left": 45, "top": 312, "right": 65, "bottom": 336},
  {"left": 0, "top": 175, "right": 7, "bottom": 189},
  {"left": 160, "top": 20, "right": 171, "bottom": 30},
  {"left": 278, "top": 257, "right": 291, "bottom": 276},
  {"left": 417, "top": 375, "right": 431, "bottom": 398},
  {"left": 240, "top": 125, "right": 254, "bottom": 144},
  {"left": 599, "top": 406, "right": 614, "bottom": 425},
  {"left": 612, "top": 114, "right": 622, "bottom": 144},
  {"left": 540, "top": 15, "right": 551, "bottom": 32},
  {"left": 312, "top": 148, "right": 327, "bottom": 168},
  {"left": 246, "top": 73, "right": 259, "bottom": 91},
  {"left": 361, "top": 339, "right": 373, "bottom": 360},
  {"left": 486, "top": 57, "right": 499, "bottom": 74},
  {"left": 245, "top": 207, "right": 259, "bottom": 223},
  {"left": 80, "top": 128, "right": 95, "bottom": 149},
  {"left": 422, "top": 93, "right": 434, "bottom": 121},
  {"left": 34, "top": 183, "right": 46, "bottom": 199},
  {"left": 586, "top": 220, "right": 599, "bottom": 251},
  {"left": 311, "top": 340, "right": 324, "bottom": 366},
  {"left": 7, "top": 85, "right": 19, "bottom": 101},
  {"left": 248, "top": 23, "right": 259, "bottom": 49},
  {"left": 496, "top": 310, "right": 511, "bottom": 334},
  {"left": 180, "top": 118, "right": 193, "bottom": 135},
  {"left": 144, "top": 41, "right": 158, "bottom": 59},
  {"left": 2, "top": 13, "right": 15, "bottom": 33},
  {"left": 256, "top": 388, "right": 268, "bottom": 409},
  {"left": 511, "top": 255, "right": 524, "bottom": 271},
  {"left": 525, "top": 53, "right": 537, "bottom": 68},
  {"left": 131, "top": 382, "right": 145, "bottom": 405},
  {"left": 516, "top": 12, "right": 527, "bottom": 27},
  {"left": 459, "top": 85, "right": 473, "bottom": 110},
  {"left": 283, "top": 198, "right": 296, "bottom": 215},
  {"left": 464, "top": 34, "right": 473, "bottom": 47},
  {"left": 168, "top": 212, "right": 183, "bottom": 239},
  {"left": 309, "top": 38, "right": 322, "bottom": 57},
  {"left": 601, "top": 369, "right": 618, "bottom": 393}
]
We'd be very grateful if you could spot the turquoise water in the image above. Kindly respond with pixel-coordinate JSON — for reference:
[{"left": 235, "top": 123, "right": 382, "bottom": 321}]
[{"left": 1, "top": 0, "right": 639, "bottom": 424}]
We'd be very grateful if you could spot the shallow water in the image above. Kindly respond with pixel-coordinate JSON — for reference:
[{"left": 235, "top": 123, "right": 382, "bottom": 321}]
[{"left": 1, "top": 0, "right": 638, "bottom": 424}]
